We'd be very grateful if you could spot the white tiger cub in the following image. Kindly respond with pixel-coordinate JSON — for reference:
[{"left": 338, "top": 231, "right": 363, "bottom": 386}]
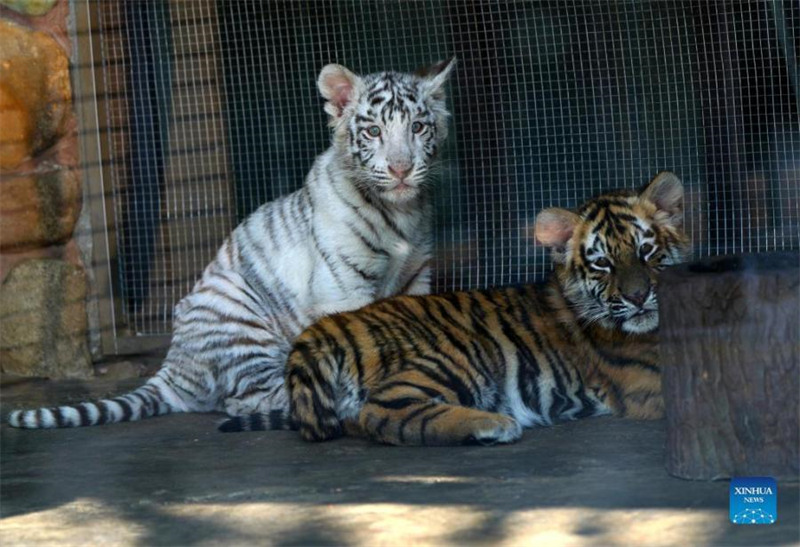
[{"left": 8, "top": 58, "right": 456, "bottom": 429}]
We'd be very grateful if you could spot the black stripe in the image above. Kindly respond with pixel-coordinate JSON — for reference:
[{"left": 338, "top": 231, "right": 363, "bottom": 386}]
[
  {"left": 353, "top": 185, "right": 407, "bottom": 241},
  {"left": 419, "top": 406, "right": 449, "bottom": 445},
  {"left": 349, "top": 223, "right": 390, "bottom": 257},
  {"left": 311, "top": 229, "right": 348, "bottom": 291},
  {"left": 371, "top": 381, "right": 442, "bottom": 400},
  {"left": 97, "top": 401, "right": 111, "bottom": 425},
  {"left": 398, "top": 263, "right": 427, "bottom": 294},
  {"left": 516, "top": 302, "right": 573, "bottom": 418},
  {"left": 549, "top": 387, "right": 570, "bottom": 421},
  {"left": 415, "top": 356, "right": 475, "bottom": 406},
  {"left": 293, "top": 348, "right": 336, "bottom": 404},
  {"left": 369, "top": 397, "right": 424, "bottom": 410},
  {"left": 497, "top": 313, "right": 542, "bottom": 415},
  {"left": 268, "top": 410, "right": 283, "bottom": 429},
  {"left": 247, "top": 414, "right": 266, "bottom": 430},
  {"left": 255, "top": 200, "right": 280, "bottom": 249},
  {"left": 77, "top": 404, "right": 91, "bottom": 426},
  {"left": 338, "top": 252, "right": 379, "bottom": 281},
  {"left": 441, "top": 292, "right": 464, "bottom": 313},
  {"left": 415, "top": 302, "right": 488, "bottom": 394},
  {"left": 373, "top": 415, "right": 390, "bottom": 439},
  {"left": 467, "top": 297, "right": 506, "bottom": 374},
  {"left": 329, "top": 315, "right": 364, "bottom": 387},
  {"left": 191, "top": 287, "right": 265, "bottom": 322},
  {"left": 583, "top": 202, "right": 603, "bottom": 224},
  {"left": 397, "top": 402, "right": 436, "bottom": 444},
  {"left": 130, "top": 391, "right": 153, "bottom": 418},
  {"left": 218, "top": 417, "right": 245, "bottom": 432},
  {"left": 140, "top": 384, "right": 166, "bottom": 407},
  {"left": 160, "top": 374, "right": 196, "bottom": 401},
  {"left": 468, "top": 340, "right": 496, "bottom": 399},
  {"left": 170, "top": 368, "right": 208, "bottom": 394},
  {"left": 592, "top": 345, "right": 659, "bottom": 374},
  {"left": 276, "top": 196, "right": 292, "bottom": 237},
  {"left": 53, "top": 408, "right": 67, "bottom": 427},
  {"left": 575, "top": 390, "right": 597, "bottom": 418},
  {"left": 290, "top": 365, "right": 334, "bottom": 428},
  {"left": 116, "top": 398, "right": 133, "bottom": 422},
  {"left": 381, "top": 303, "right": 437, "bottom": 345},
  {"left": 359, "top": 311, "right": 399, "bottom": 367}
]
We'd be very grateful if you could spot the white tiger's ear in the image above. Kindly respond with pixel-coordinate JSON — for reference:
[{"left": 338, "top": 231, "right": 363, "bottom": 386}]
[
  {"left": 640, "top": 171, "right": 684, "bottom": 227},
  {"left": 419, "top": 57, "right": 456, "bottom": 100},
  {"left": 318, "top": 64, "right": 361, "bottom": 118},
  {"left": 534, "top": 207, "right": 580, "bottom": 263}
]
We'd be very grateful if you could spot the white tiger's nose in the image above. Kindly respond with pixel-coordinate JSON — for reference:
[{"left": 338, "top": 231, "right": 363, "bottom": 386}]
[{"left": 388, "top": 164, "right": 412, "bottom": 181}]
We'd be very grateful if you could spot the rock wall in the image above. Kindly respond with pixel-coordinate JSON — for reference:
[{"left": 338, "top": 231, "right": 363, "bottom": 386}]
[{"left": 0, "top": 0, "right": 92, "bottom": 379}]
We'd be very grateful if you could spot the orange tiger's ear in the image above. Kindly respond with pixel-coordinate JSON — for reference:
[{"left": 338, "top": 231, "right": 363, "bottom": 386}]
[
  {"left": 534, "top": 207, "right": 580, "bottom": 246},
  {"left": 640, "top": 171, "right": 684, "bottom": 228}
]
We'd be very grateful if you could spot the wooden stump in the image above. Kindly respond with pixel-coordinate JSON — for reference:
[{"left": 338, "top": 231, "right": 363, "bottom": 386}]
[{"left": 659, "top": 252, "right": 799, "bottom": 480}]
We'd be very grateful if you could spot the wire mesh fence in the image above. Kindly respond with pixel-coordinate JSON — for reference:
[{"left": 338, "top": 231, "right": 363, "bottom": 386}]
[{"left": 92, "top": 0, "right": 799, "bottom": 339}]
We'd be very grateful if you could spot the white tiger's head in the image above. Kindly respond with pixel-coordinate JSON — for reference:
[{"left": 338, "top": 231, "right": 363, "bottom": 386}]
[{"left": 318, "top": 59, "right": 455, "bottom": 204}]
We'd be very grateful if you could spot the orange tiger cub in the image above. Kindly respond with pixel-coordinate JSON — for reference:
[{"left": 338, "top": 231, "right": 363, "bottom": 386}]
[{"left": 224, "top": 172, "right": 690, "bottom": 445}]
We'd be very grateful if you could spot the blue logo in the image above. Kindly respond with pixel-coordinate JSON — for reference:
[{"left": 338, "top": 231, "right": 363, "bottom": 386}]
[{"left": 730, "top": 477, "right": 777, "bottom": 524}]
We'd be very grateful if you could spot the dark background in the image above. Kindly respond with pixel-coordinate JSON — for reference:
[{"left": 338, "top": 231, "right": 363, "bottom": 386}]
[{"left": 103, "top": 0, "right": 799, "bottom": 335}]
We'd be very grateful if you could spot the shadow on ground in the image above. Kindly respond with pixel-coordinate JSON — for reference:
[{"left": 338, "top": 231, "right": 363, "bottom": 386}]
[{"left": 1, "top": 378, "right": 798, "bottom": 545}]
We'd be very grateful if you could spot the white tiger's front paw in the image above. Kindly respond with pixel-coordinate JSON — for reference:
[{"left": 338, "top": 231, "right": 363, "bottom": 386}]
[
  {"left": 224, "top": 390, "right": 289, "bottom": 417},
  {"left": 224, "top": 396, "right": 270, "bottom": 417}
]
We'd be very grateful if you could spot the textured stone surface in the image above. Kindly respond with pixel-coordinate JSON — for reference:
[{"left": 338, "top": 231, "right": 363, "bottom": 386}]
[
  {"left": 0, "top": 169, "right": 81, "bottom": 250},
  {"left": 0, "top": 385, "right": 798, "bottom": 546},
  {"left": 0, "top": 259, "right": 91, "bottom": 379},
  {"left": 0, "top": 0, "right": 70, "bottom": 52},
  {"left": 0, "top": 83, "right": 31, "bottom": 168},
  {"left": 0, "top": 0, "right": 57, "bottom": 16},
  {"left": 0, "top": 238, "right": 82, "bottom": 284},
  {"left": 0, "top": 18, "right": 71, "bottom": 170}
]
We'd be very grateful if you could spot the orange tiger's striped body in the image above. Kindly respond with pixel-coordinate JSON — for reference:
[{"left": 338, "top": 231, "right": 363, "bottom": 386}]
[
  {"left": 290, "top": 283, "right": 659, "bottom": 445},
  {"left": 227, "top": 172, "right": 690, "bottom": 445}
]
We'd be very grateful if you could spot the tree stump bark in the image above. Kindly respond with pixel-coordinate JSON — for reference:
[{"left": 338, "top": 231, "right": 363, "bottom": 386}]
[{"left": 659, "top": 252, "right": 799, "bottom": 480}]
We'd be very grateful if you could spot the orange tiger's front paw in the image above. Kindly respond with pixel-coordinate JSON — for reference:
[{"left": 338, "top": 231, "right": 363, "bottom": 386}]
[{"left": 465, "top": 415, "right": 523, "bottom": 446}]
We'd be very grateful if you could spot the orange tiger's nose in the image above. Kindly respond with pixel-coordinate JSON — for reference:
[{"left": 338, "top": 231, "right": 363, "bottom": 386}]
[{"left": 624, "top": 289, "right": 649, "bottom": 308}]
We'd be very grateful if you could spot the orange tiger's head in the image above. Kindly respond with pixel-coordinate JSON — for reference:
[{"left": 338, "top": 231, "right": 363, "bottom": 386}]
[{"left": 535, "top": 172, "right": 690, "bottom": 333}]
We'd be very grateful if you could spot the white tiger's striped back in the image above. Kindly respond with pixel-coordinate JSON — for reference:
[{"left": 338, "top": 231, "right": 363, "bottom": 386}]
[{"left": 8, "top": 59, "right": 456, "bottom": 429}]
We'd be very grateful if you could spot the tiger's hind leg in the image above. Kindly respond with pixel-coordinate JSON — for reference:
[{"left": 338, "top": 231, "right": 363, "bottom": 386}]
[
  {"left": 223, "top": 377, "right": 289, "bottom": 417},
  {"left": 357, "top": 373, "right": 522, "bottom": 446},
  {"left": 218, "top": 331, "right": 295, "bottom": 418},
  {"left": 359, "top": 399, "right": 522, "bottom": 446}
]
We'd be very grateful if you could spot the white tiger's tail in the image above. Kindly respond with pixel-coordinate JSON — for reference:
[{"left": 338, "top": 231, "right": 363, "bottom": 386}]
[
  {"left": 217, "top": 410, "right": 295, "bottom": 433},
  {"left": 7, "top": 374, "right": 186, "bottom": 429}
]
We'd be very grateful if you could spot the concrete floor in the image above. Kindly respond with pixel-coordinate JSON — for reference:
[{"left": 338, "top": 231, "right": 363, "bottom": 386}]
[{"left": 1, "top": 376, "right": 798, "bottom": 546}]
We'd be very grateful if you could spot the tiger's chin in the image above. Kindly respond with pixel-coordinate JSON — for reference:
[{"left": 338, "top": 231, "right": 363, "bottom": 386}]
[
  {"left": 380, "top": 182, "right": 422, "bottom": 204},
  {"left": 620, "top": 309, "right": 659, "bottom": 334}
]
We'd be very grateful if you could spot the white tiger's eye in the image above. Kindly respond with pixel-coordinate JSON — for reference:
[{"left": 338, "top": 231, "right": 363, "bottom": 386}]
[
  {"left": 411, "top": 121, "right": 424, "bottom": 134},
  {"left": 366, "top": 125, "right": 381, "bottom": 138}
]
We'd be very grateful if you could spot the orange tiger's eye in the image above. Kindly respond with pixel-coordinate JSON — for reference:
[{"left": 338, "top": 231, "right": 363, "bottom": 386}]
[{"left": 594, "top": 257, "right": 612, "bottom": 268}]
